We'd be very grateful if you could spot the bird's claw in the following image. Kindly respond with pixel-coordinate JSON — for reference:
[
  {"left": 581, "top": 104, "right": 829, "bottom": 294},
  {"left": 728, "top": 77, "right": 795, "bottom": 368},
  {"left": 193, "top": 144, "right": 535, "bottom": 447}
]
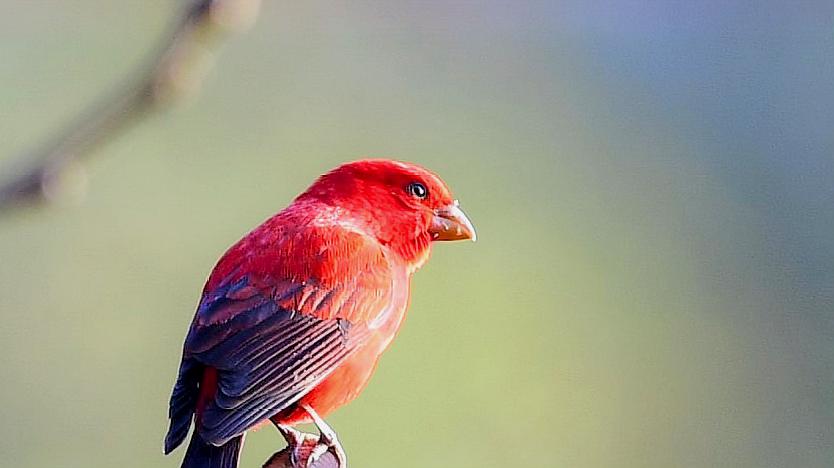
[
  {"left": 300, "top": 404, "right": 347, "bottom": 467},
  {"left": 291, "top": 434, "right": 319, "bottom": 468},
  {"left": 262, "top": 432, "right": 330, "bottom": 468},
  {"left": 272, "top": 412, "right": 346, "bottom": 468},
  {"left": 306, "top": 433, "right": 346, "bottom": 468},
  {"left": 273, "top": 424, "right": 318, "bottom": 467}
]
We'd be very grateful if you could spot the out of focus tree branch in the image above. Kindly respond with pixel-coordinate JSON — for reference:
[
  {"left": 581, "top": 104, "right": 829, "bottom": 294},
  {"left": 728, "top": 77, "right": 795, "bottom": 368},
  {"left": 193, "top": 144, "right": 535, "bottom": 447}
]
[{"left": 0, "top": 0, "right": 261, "bottom": 214}]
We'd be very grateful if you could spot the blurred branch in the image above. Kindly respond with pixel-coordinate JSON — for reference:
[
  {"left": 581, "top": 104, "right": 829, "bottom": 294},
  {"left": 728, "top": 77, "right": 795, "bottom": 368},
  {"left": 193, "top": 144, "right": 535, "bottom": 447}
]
[{"left": 0, "top": 0, "right": 261, "bottom": 214}]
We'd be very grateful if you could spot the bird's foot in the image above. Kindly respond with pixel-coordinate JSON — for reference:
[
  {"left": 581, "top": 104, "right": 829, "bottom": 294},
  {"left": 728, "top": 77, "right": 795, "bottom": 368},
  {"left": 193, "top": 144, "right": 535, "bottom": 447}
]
[
  {"left": 274, "top": 424, "right": 315, "bottom": 467},
  {"left": 270, "top": 420, "right": 343, "bottom": 468},
  {"left": 300, "top": 404, "right": 347, "bottom": 467}
]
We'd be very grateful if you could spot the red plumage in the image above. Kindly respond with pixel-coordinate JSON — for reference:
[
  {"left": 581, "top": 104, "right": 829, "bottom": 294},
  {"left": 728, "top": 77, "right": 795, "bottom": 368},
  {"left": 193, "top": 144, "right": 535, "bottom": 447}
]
[{"left": 165, "top": 159, "right": 475, "bottom": 468}]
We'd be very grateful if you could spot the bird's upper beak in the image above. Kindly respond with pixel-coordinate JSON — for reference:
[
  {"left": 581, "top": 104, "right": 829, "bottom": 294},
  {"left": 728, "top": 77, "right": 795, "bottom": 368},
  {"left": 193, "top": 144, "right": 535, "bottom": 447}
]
[{"left": 430, "top": 201, "right": 476, "bottom": 242}]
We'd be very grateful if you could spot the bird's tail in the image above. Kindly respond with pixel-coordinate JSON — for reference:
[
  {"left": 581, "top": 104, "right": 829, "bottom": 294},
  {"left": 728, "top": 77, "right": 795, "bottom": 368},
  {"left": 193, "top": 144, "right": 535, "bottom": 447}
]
[
  {"left": 181, "top": 432, "right": 244, "bottom": 468},
  {"left": 165, "top": 359, "right": 201, "bottom": 454}
]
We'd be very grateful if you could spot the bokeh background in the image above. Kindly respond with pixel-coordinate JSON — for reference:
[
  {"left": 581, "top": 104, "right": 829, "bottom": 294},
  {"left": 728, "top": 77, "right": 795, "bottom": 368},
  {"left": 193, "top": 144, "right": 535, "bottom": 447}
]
[{"left": 1, "top": 1, "right": 833, "bottom": 467}]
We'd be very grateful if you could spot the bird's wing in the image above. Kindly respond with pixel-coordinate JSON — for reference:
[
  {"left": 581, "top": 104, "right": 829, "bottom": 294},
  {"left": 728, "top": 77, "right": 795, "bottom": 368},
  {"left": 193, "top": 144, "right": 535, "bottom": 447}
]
[{"left": 184, "top": 228, "right": 394, "bottom": 446}]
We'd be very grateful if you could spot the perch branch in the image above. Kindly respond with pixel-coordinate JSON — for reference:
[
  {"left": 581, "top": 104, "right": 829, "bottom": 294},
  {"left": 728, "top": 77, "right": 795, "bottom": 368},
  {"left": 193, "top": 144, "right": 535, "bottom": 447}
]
[{"left": 0, "top": 0, "right": 261, "bottom": 214}]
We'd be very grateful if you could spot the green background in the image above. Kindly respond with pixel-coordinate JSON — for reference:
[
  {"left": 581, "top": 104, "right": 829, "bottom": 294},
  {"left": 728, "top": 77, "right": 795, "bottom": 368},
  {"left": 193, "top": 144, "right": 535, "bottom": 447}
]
[{"left": 1, "top": 1, "right": 833, "bottom": 467}]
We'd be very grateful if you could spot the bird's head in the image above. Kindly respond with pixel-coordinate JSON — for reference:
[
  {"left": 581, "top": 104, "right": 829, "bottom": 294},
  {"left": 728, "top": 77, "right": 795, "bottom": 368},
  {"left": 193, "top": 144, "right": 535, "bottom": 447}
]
[{"left": 297, "top": 159, "right": 476, "bottom": 266}]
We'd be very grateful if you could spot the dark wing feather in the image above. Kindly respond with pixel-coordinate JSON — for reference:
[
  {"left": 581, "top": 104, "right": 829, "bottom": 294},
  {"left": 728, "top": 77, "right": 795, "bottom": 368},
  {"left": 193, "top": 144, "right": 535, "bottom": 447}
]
[
  {"left": 184, "top": 276, "right": 371, "bottom": 446},
  {"left": 165, "top": 358, "right": 201, "bottom": 453},
  {"left": 166, "top": 228, "right": 394, "bottom": 451}
]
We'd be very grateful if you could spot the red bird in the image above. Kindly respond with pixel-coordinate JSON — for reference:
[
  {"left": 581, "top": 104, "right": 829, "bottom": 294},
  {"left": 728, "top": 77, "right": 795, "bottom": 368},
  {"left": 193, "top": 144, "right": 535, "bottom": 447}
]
[{"left": 164, "top": 160, "right": 476, "bottom": 468}]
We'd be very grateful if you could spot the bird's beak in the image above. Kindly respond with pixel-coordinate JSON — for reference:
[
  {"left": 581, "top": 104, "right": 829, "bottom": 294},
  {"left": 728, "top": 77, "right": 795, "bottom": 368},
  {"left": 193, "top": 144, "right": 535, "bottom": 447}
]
[{"left": 430, "top": 201, "right": 477, "bottom": 242}]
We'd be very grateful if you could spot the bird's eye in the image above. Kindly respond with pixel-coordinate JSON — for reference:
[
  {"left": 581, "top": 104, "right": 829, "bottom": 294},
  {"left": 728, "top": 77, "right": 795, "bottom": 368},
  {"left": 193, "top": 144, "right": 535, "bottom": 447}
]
[{"left": 406, "top": 182, "right": 428, "bottom": 199}]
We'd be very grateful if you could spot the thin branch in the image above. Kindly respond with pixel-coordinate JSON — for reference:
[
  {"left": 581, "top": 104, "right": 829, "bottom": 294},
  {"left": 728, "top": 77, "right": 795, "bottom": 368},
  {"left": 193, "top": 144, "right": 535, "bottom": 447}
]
[{"left": 0, "top": 0, "right": 261, "bottom": 213}]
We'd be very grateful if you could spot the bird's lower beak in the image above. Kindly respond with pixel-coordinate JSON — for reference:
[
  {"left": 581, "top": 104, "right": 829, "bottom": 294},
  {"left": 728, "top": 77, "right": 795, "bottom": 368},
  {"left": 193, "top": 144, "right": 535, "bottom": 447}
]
[{"left": 430, "top": 202, "right": 476, "bottom": 242}]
